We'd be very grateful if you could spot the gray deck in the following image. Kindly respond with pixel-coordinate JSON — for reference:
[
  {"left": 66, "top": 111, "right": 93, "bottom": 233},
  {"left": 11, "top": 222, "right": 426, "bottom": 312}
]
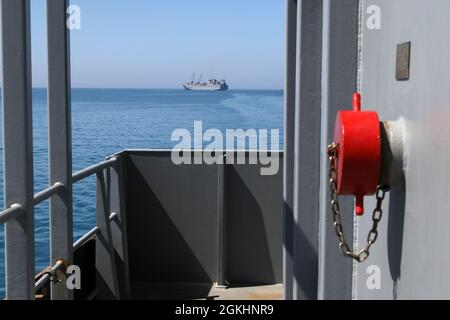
[{"left": 131, "top": 283, "right": 283, "bottom": 300}]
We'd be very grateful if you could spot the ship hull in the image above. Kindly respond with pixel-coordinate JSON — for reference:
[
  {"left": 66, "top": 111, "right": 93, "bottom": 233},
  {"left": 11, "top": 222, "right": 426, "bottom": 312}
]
[{"left": 183, "top": 84, "right": 228, "bottom": 91}]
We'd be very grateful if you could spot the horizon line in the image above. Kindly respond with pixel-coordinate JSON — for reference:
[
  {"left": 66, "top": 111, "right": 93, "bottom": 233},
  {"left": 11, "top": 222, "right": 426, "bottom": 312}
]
[{"left": 26, "top": 87, "right": 284, "bottom": 91}]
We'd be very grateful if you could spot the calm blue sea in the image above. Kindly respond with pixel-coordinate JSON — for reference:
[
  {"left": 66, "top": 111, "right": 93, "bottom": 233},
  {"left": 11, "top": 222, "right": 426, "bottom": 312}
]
[{"left": 0, "top": 88, "right": 284, "bottom": 298}]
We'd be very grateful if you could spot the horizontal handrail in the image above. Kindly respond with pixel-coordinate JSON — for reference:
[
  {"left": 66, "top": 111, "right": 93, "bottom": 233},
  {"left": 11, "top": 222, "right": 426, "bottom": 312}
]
[
  {"left": 1, "top": 157, "right": 118, "bottom": 225},
  {"left": 0, "top": 157, "right": 117, "bottom": 225},
  {"left": 72, "top": 157, "right": 118, "bottom": 183},
  {"left": 34, "top": 182, "right": 66, "bottom": 206},
  {"left": 72, "top": 213, "right": 115, "bottom": 252},
  {"left": 33, "top": 157, "right": 118, "bottom": 205},
  {"left": 0, "top": 204, "right": 23, "bottom": 224},
  {"left": 35, "top": 274, "right": 49, "bottom": 292},
  {"left": 36, "top": 226, "right": 100, "bottom": 290},
  {"left": 73, "top": 226, "right": 100, "bottom": 251},
  {"left": 34, "top": 210, "right": 118, "bottom": 289},
  {"left": 35, "top": 259, "right": 67, "bottom": 291}
]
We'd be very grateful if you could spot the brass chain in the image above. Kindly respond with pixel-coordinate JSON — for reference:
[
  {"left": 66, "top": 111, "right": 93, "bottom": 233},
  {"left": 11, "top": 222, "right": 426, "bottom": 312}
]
[{"left": 327, "top": 143, "right": 389, "bottom": 263}]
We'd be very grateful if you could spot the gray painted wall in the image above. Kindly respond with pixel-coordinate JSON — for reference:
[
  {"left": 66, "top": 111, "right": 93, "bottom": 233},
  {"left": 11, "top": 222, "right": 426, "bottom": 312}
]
[
  {"left": 318, "top": 0, "right": 359, "bottom": 300},
  {"left": 284, "top": 0, "right": 360, "bottom": 300},
  {"left": 355, "top": 0, "right": 450, "bottom": 299},
  {"left": 225, "top": 161, "right": 283, "bottom": 284},
  {"left": 126, "top": 151, "right": 219, "bottom": 283},
  {"left": 124, "top": 151, "right": 283, "bottom": 286},
  {"left": 290, "top": 0, "right": 323, "bottom": 300}
]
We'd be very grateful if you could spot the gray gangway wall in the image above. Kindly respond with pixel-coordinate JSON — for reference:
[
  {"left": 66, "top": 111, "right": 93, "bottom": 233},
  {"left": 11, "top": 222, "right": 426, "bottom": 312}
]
[
  {"left": 354, "top": 0, "right": 450, "bottom": 300},
  {"left": 286, "top": 0, "right": 450, "bottom": 300},
  {"left": 121, "top": 150, "right": 283, "bottom": 295}
]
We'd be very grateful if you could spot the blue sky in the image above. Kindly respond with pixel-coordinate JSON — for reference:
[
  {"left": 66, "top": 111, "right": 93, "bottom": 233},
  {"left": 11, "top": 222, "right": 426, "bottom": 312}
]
[{"left": 30, "top": 0, "right": 285, "bottom": 89}]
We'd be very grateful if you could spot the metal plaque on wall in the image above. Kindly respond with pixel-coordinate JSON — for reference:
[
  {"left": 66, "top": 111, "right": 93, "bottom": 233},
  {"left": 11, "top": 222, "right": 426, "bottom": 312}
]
[{"left": 396, "top": 42, "right": 411, "bottom": 81}]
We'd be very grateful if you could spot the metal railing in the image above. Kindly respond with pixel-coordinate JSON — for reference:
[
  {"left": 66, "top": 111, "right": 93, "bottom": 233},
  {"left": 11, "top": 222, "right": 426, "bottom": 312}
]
[
  {"left": 0, "top": 157, "right": 117, "bottom": 223},
  {"left": 0, "top": 156, "right": 120, "bottom": 295},
  {"left": 0, "top": 205, "right": 23, "bottom": 225},
  {"left": 32, "top": 157, "right": 119, "bottom": 292},
  {"left": 0, "top": 0, "right": 129, "bottom": 300}
]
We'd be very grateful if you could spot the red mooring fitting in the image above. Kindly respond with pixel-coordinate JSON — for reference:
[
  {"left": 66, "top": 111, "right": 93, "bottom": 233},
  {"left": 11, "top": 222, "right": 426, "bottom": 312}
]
[{"left": 333, "top": 93, "right": 381, "bottom": 216}]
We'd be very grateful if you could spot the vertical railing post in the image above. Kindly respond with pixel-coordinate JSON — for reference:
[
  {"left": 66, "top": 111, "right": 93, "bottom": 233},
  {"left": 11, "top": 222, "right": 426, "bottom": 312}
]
[
  {"left": 108, "top": 156, "right": 131, "bottom": 298},
  {"left": 96, "top": 168, "right": 120, "bottom": 299},
  {"left": 0, "top": 0, "right": 35, "bottom": 300},
  {"left": 217, "top": 154, "right": 227, "bottom": 287},
  {"left": 47, "top": 0, "right": 73, "bottom": 300},
  {"left": 292, "top": 0, "right": 323, "bottom": 300},
  {"left": 318, "top": 0, "right": 358, "bottom": 300},
  {"left": 283, "top": 0, "right": 297, "bottom": 301}
]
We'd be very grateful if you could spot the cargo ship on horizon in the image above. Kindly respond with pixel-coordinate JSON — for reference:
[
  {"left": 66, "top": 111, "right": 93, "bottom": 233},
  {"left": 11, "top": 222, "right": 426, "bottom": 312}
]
[{"left": 183, "top": 73, "right": 229, "bottom": 91}]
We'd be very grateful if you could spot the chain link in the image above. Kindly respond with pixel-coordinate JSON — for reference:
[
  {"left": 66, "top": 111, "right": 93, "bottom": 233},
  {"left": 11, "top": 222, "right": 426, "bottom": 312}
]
[{"left": 328, "top": 143, "right": 389, "bottom": 263}]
